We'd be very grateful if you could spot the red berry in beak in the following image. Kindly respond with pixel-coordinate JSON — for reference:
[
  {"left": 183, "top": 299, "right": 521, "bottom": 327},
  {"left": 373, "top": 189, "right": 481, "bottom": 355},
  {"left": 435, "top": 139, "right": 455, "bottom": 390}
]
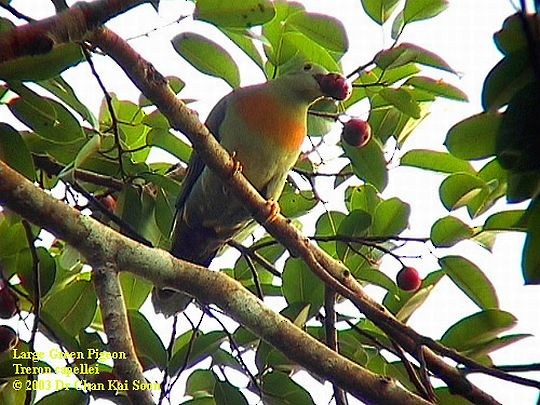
[
  {"left": 396, "top": 266, "right": 422, "bottom": 292},
  {"left": 341, "top": 119, "right": 372, "bottom": 148},
  {"left": 316, "top": 73, "right": 351, "bottom": 101}
]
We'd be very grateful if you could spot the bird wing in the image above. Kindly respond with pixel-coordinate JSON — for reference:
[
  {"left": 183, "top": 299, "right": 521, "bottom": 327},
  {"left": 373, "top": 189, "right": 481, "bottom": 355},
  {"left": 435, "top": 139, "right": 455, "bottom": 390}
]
[{"left": 175, "top": 94, "right": 230, "bottom": 210}]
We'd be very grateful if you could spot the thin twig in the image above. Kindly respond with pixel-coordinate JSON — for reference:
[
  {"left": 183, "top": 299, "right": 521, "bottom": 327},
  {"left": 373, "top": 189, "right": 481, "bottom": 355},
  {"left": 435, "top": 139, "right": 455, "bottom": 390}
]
[
  {"left": 159, "top": 315, "right": 178, "bottom": 405},
  {"left": 83, "top": 46, "right": 126, "bottom": 179},
  {"left": 22, "top": 221, "right": 40, "bottom": 405},
  {"left": 324, "top": 288, "right": 348, "bottom": 405}
]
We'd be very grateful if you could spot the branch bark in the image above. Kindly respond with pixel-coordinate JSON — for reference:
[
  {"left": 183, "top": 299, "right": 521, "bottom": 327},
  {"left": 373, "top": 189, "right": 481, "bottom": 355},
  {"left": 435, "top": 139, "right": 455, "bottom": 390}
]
[
  {"left": 0, "top": 160, "right": 430, "bottom": 405},
  {"left": 92, "top": 263, "right": 154, "bottom": 404},
  {"left": 0, "top": 0, "right": 149, "bottom": 63}
]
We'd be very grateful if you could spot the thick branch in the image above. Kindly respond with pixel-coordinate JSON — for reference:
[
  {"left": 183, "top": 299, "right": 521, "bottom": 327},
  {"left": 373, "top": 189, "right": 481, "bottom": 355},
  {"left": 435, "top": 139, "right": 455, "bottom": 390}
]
[
  {"left": 0, "top": 0, "right": 149, "bottom": 63},
  {"left": 92, "top": 263, "right": 154, "bottom": 404},
  {"left": 0, "top": 160, "right": 430, "bottom": 405}
]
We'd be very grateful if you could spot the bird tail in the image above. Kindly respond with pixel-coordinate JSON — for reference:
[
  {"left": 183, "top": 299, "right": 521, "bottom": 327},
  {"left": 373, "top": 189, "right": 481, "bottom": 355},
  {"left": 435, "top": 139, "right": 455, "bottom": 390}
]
[{"left": 151, "top": 218, "right": 222, "bottom": 317}]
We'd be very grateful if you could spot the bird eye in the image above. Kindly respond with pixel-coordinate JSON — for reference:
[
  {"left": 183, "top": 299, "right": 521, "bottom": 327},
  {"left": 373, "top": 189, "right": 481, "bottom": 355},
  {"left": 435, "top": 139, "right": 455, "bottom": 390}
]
[{"left": 303, "top": 63, "right": 312, "bottom": 71}]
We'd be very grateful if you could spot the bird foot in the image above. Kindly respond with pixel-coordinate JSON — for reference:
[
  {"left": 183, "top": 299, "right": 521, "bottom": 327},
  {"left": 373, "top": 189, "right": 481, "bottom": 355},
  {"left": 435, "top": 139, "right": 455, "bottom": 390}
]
[
  {"left": 263, "top": 199, "right": 281, "bottom": 224},
  {"left": 229, "top": 151, "right": 243, "bottom": 177}
]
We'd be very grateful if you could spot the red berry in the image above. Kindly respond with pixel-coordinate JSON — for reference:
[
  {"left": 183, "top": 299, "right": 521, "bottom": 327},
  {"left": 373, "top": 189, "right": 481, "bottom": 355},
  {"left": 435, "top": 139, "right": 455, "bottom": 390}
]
[
  {"left": 99, "top": 195, "right": 117, "bottom": 212},
  {"left": 316, "top": 73, "right": 351, "bottom": 101},
  {"left": 342, "top": 119, "right": 372, "bottom": 148},
  {"left": 396, "top": 266, "right": 422, "bottom": 292},
  {"left": 0, "top": 325, "right": 18, "bottom": 354},
  {"left": 0, "top": 280, "right": 19, "bottom": 319}
]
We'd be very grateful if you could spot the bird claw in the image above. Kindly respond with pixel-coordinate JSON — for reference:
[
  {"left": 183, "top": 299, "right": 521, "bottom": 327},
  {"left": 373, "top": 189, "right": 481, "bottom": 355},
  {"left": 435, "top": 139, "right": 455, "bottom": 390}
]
[
  {"left": 229, "top": 151, "right": 243, "bottom": 177},
  {"left": 263, "top": 200, "right": 280, "bottom": 224}
]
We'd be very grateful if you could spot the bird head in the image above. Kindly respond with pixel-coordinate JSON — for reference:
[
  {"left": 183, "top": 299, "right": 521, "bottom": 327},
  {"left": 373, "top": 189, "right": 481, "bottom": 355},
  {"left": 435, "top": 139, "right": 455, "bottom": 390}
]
[{"left": 274, "top": 63, "right": 350, "bottom": 104}]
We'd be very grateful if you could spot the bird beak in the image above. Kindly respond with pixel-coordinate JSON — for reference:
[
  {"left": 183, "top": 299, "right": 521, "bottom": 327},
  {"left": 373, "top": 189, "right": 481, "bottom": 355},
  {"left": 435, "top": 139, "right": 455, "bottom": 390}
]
[{"left": 314, "top": 73, "right": 351, "bottom": 101}]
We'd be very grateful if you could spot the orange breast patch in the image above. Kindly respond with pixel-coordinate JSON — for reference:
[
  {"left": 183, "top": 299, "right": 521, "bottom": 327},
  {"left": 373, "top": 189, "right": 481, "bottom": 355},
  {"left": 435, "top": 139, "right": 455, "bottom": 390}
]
[{"left": 234, "top": 89, "right": 306, "bottom": 152}]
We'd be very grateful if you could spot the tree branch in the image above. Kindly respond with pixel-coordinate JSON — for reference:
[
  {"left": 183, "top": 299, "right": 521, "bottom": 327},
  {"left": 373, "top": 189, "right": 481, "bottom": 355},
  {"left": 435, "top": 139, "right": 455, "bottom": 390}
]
[
  {"left": 92, "top": 262, "right": 154, "bottom": 404},
  {"left": 0, "top": 0, "right": 150, "bottom": 63},
  {"left": 0, "top": 159, "right": 430, "bottom": 404}
]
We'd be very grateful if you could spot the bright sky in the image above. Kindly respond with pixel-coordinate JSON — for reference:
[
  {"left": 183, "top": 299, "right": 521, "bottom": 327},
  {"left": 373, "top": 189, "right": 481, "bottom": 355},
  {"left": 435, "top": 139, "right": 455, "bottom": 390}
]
[{"left": 2, "top": 0, "right": 540, "bottom": 404}]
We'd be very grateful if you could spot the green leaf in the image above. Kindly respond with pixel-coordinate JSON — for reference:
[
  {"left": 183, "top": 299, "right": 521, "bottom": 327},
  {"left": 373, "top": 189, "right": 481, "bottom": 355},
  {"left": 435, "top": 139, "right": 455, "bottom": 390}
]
[
  {"left": 496, "top": 83, "right": 540, "bottom": 172},
  {"left": 372, "top": 197, "right": 410, "bottom": 235},
  {"left": 280, "top": 32, "right": 341, "bottom": 72},
  {"left": 379, "top": 88, "right": 421, "bottom": 118},
  {"left": 279, "top": 183, "right": 317, "bottom": 218},
  {"left": 35, "top": 389, "right": 89, "bottom": 405},
  {"left": 214, "top": 380, "right": 249, "bottom": 405},
  {"left": 383, "top": 270, "right": 445, "bottom": 321},
  {"left": 171, "top": 32, "right": 240, "bottom": 88},
  {"left": 120, "top": 273, "right": 152, "bottom": 310},
  {"left": 154, "top": 188, "right": 175, "bottom": 240},
  {"left": 336, "top": 209, "right": 372, "bottom": 262},
  {"left": 439, "top": 173, "right": 486, "bottom": 211},
  {"left": 401, "top": 149, "right": 474, "bottom": 174},
  {"left": 403, "top": 0, "right": 448, "bottom": 23},
  {"left": 38, "top": 76, "right": 98, "bottom": 128},
  {"left": 166, "top": 75, "right": 185, "bottom": 94},
  {"left": 127, "top": 310, "right": 167, "bottom": 369},
  {"left": 169, "top": 331, "right": 227, "bottom": 374},
  {"left": 220, "top": 28, "right": 264, "bottom": 69},
  {"left": 367, "top": 98, "right": 428, "bottom": 145},
  {"left": 523, "top": 199, "right": 540, "bottom": 284},
  {"left": 19, "top": 247, "right": 56, "bottom": 300},
  {"left": 0, "top": 123, "right": 35, "bottom": 180},
  {"left": 345, "top": 184, "right": 381, "bottom": 214},
  {"left": 282, "top": 258, "right": 324, "bottom": 317},
  {"left": 506, "top": 171, "right": 540, "bottom": 203},
  {"left": 360, "top": 0, "right": 401, "bottom": 24},
  {"left": 406, "top": 76, "right": 467, "bottom": 101},
  {"left": 494, "top": 13, "right": 530, "bottom": 55},
  {"left": 42, "top": 280, "right": 97, "bottom": 335},
  {"left": 262, "top": 1, "right": 305, "bottom": 67},
  {"left": 8, "top": 83, "right": 85, "bottom": 144},
  {"left": 375, "top": 43, "right": 455, "bottom": 74},
  {"left": 186, "top": 369, "right": 217, "bottom": 397},
  {"left": 483, "top": 210, "right": 526, "bottom": 232},
  {"left": 262, "top": 371, "right": 314, "bottom": 405},
  {"left": 357, "top": 267, "right": 398, "bottom": 293},
  {"left": 439, "top": 256, "right": 498, "bottom": 310},
  {"left": 435, "top": 387, "right": 480, "bottom": 405},
  {"left": 440, "top": 309, "right": 517, "bottom": 352},
  {"left": 147, "top": 128, "right": 192, "bottom": 163},
  {"left": 307, "top": 98, "right": 338, "bottom": 136},
  {"left": 286, "top": 11, "right": 348, "bottom": 54},
  {"left": 391, "top": 10, "right": 405, "bottom": 39},
  {"left": 315, "top": 211, "right": 346, "bottom": 256},
  {"left": 482, "top": 52, "right": 533, "bottom": 111},
  {"left": 0, "top": 43, "right": 84, "bottom": 81},
  {"left": 59, "top": 135, "right": 101, "bottom": 180},
  {"left": 431, "top": 216, "right": 474, "bottom": 247},
  {"left": 194, "top": 0, "right": 275, "bottom": 28},
  {"left": 445, "top": 112, "right": 500, "bottom": 160},
  {"left": 343, "top": 139, "right": 388, "bottom": 191}
]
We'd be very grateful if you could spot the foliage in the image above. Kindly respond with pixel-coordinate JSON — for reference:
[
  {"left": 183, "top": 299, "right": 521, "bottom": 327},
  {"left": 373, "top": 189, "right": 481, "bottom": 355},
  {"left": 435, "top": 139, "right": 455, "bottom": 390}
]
[{"left": 0, "top": 0, "right": 537, "bottom": 404}]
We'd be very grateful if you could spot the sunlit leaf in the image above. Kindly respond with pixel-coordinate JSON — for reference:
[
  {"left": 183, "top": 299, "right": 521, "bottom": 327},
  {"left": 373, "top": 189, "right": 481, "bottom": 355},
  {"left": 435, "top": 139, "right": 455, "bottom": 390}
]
[
  {"left": 172, "top": 32, "right": 240, "bottom": 88},
  {"left": 194, "top": 0, "right": 275, "bottom": 28},
  {"left": 440, "top": 309, "right": 517, "bottom": 351},
  {"left": 439, "top": 256, "right": 498, "bottom": 310},
  {"left": 431, "top": 216, "right": 474, "bottom": 247},
  {"left": 445, "top": 112, "right": 500, "bottom": 160},
  {"left": 360, "top": 0, "right": 401, "bottom": 24}
]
